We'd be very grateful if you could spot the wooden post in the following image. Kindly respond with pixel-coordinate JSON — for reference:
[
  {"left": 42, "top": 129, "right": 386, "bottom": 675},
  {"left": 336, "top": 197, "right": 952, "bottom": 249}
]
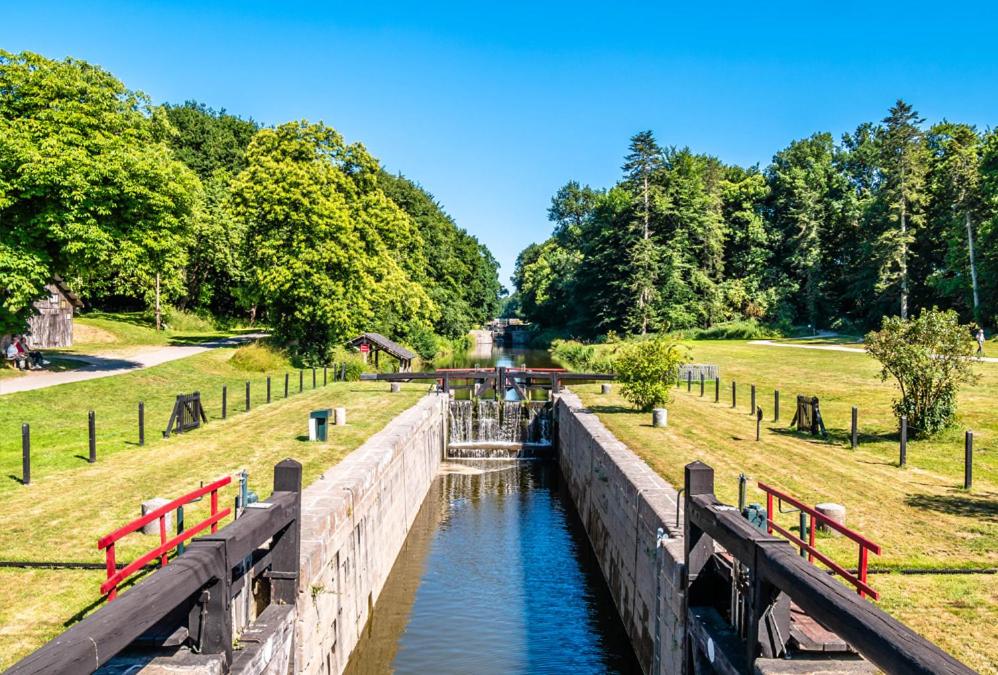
[
  {"left": 341, "top": 363, "right": 346, "bottom": 381},
  {"left": 774, "top": 390, "right": 780, "bottom": 421},
  {"left": 284, "top": 373, "right": 289, "bottom": 398},
  {"left": 245, "top": 381, "right": 251, "bottom": 411},
  {"left": 899, "top": 416, "right": 907, "bottom": 467},
  {"left": 312, "top": 367, "right": 316, "bottom": 389},
  {"left": 222, "top": 385, "right": 227, "bottom": 419},
  {"left": 851, "top": 407, "right": 858, "bottom": 449},
  {"left": 267, "top": 376, "right": 271, "bottom": 404},
  {"left": 687, "top": 370, "right": 692, "bottom": 392},
  {"left": 271, "top": 459, "right": 302, "bottom": 604},
  {"left": 715, "top": 376, "right": 720, "bottom": 403},
  {"left": 139, "top": 402, "right": 145, "bottom": 447},
  {"left": 324, "top": 366, "right": 327, "bottom": 386},
  {"left": 750, "top": 385, "right": 756, "bottom": 415},
  {"left": 756, "top": 406, "right": 763, "bottom": 441},
  {"left": 88, "top": 410, "right": 96, "bottom": 463},
  {"left": 732, "top": 381, "right": 736, "bottom": 408},
  {"left": 964, "top": 431, "right": 973, "bottom": 490},
  {"left": 22, "top": 423, "right": 30, "bottom": 486},
  {"left": 700, "top": 373, "right": 705, "bottom": 397},
  {"left": 299, "top": 370, "right": 303, "bottom": 393}
]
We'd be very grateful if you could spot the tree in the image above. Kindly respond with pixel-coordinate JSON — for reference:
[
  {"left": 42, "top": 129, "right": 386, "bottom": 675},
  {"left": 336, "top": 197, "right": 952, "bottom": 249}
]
[
  {"left": 230, "top": 121, "right": 433, "bottom": 362},
  {"left": 877, "top": 100, "right": 929, "bottom": 319},
  {"left": 0, "top": 50, "right": 200, "bottom": 333},
  {"left": 866, "top": 308, "right": 979, "bottom": 436},
  {"left": 621, "top": 131, "right": 666, "bottom": 333},
  {"left": 548, "top": 180, "right": 597, "bottom": 248},
  {"left": 162, "top": 101, "right": 259, "bottom": 180},
  {"left": 614, "top": 337, "right": 686, "bottom": 411}
]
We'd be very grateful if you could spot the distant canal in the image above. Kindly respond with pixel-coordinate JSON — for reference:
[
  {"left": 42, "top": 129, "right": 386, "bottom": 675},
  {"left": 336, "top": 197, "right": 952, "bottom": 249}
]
[
  {"left": 344, "top": 461, "right": 640, "bottom": 674},
  {"left": 440, "top": 344, "right": 560, "bottom": 370}
]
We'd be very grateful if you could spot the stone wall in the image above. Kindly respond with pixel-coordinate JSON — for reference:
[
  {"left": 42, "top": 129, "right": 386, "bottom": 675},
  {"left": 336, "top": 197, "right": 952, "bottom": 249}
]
[
  {"left": 555, "top": 390, "right": 685, "bottom": 675},
  {"left": 294, "top": 393, "right": 447, "bottom": 674}
]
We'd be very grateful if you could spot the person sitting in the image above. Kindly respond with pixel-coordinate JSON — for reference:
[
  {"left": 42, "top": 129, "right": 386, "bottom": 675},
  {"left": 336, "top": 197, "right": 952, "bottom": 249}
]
[
  {"left": 19, "top": 336, "right": 45, "bottom": 369},
  {"left": 6, "top": 336, "right": 27, "bottom": 370}
]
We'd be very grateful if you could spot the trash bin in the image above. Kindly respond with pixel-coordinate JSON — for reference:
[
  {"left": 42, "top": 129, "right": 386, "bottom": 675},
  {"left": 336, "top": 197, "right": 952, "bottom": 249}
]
[{"left": 309, "top": 408, "right": 332, "bottom": 441}]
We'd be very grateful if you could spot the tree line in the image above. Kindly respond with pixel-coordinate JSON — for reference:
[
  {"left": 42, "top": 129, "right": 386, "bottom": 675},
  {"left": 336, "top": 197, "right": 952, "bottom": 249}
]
[
  {"left": 0, "top": 50, "right": 500, "bottom": 360},
  {"left": 512, "top": 101, "right": 998, "bottom": 337}
]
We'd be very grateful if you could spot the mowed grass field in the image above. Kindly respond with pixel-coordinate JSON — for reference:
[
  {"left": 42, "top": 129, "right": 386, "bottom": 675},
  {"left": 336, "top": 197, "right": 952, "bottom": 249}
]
[
  {"left": 573, "top": 339, "right": 997, "bottom": 674},
  {"left": 0, "top": 348, "right": 425, "bottom": 669}
]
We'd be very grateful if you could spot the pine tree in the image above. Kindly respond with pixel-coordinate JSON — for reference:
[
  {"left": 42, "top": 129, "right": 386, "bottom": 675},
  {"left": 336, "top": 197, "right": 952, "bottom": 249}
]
[{"left": 621, "top": 131, "right": 666, "bottom": 333}]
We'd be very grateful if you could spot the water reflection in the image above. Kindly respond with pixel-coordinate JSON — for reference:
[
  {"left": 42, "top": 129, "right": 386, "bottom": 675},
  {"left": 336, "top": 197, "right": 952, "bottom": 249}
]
[
  {"left": 345, "top": 461, "right": 640, "bottom": 675},
  {"left": 440, "top": 346, "right": 561, "bottom": 370}
]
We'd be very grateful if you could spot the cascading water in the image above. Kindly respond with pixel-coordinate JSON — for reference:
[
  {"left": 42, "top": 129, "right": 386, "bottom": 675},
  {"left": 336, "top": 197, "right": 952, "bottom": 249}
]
[{"left": 447, "top": 399, "right": 553, "bottom": 458}]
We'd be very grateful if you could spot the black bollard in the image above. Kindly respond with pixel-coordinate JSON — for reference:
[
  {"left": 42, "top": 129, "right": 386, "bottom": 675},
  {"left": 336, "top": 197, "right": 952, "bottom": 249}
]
[
  {"left": 22, "top": 423, "right": 30, "bottom": 485},
  {"left": 246, "top": 381, "right": 251, "bottom": 411},
  {"left": 88, "top": 410, "right": 96, "bottom": 463},
  {"left": 139, "top": 401, "right": 145, "bottom": 446},
  {"left": 715, "top": 376, "right": 720, "bottom": 403},
  {"left": 222, "top": 385, "right": 228, "bottom": 419},
  {"left": 284, "top": 372, "right": 289, "bottom": 398},
  {"left": 799, "top": 512, "right": 808, "bottom": 558},
  {"left": 687, "top": 371, "right": 692, "bottom": 392},
  {"left": 774, "top": 390, "right": 780, "bottom": 421},
  {"left": 899, "top": 416, "right": 907, "bottom": 467},
  {"left": 324, "top": 366, "right": 328, "bottom": 386},
  {"left": 267, "top": 376, "right": 272, "bottom": 403},
  {"left": 750, "top": 385, "right": 756, "bottom": 415},
  {"left": 965, "top": 431, "right": 973, "bottom": 490},
  {"left": 851, "top": 407, "right": 858, "bottom": 449},
  {"left": 700, "top": 373, "right": 705, "bottom": 397},
  {"left": 299, "top": 370, "right": 303, "bottom": 393},
  {"left": 312, "top": 367, "right": 316, "bottom": 389},
  {"left": 732, "top": 381, "right": 736, "bottom": 408}
]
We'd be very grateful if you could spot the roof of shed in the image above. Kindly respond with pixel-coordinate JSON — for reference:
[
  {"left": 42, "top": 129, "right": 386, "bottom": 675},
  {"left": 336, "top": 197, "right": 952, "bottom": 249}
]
[
  {"left": 51, "top": 275, "right": 84, "bottom": 308},
  {"left": 348, "top": 333, "right": 416, "bottom": 361}
]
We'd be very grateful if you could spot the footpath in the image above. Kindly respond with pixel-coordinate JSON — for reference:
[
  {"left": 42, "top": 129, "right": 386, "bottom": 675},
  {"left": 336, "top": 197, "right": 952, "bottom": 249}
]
[{"left": 0, "top": 333, "right": 267, "bottom": 395}]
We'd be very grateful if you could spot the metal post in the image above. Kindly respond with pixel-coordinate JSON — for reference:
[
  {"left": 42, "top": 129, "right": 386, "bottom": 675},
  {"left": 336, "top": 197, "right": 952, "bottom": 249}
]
[
  {"left": 267, "top": 376, "right": 271, "bottom": 403},
  {"left": 774, "top": 390, "right": 780, "bottom": 421},
  {"left": 138, "top": 401, "right": 145, "bottom": 446},
  {"left": 964, "top": 431, "right": 973, "bottom": 490},
  {"left": 750, "top": 385, "right": 756, "bottom": 415},
  {"left": 176, "top": 504, "right": 185, "bottom": 556},
  {"left": 700, "top": 373, "right": 705, "bottom": 397},
  {"left": 284, "top": 373, "right": 289, "bottom": 397},
  {"left": 732, "top": 381, "right": 736, "bottom": 408},
  {"left": 22, "top": 423, "right": 30, "bottom": 486},
  {"left": 88, "top": 410, "right": 96, "bottom": 463},
  {"left": 899, "top": 416, "right": 907, "bottom": 467},
  {"left": 715, "top": 376, "right": 720, "bottom": 403},
  {"left": 799, "top": 512, "right": 808, "bottom": 557},
  {"left": 245, "top": 381, "right": 251, "bottom": 411},
  {"left": 738, "top": 473, "right": 746, "bottom": 511},
  {"left": 222, "top": 385, "right": 227, "bottom": 419},
  {"left": 851, "top": 406, "right": 858, "bottom": 449}
]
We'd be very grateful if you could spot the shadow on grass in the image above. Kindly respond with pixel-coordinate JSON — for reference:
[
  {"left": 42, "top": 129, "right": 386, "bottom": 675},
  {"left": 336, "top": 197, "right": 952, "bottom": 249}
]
[
  {"left": 7, "top": 474, "right": 25, "bottom": 485},
  {"left": 585, "top": 405, "right": 634, "bottom": 415},
  {"left": 905, "top": 492, "right": 998, "bottom": 522}
]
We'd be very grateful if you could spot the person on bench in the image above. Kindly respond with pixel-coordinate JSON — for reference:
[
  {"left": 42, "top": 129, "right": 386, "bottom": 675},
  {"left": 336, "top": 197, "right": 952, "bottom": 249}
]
[
  {"left": 18, "top": 335, "right": 45, "bottom": 369},
  {"left": 6, "top": 337, "right": 27, "bottom": 370}
]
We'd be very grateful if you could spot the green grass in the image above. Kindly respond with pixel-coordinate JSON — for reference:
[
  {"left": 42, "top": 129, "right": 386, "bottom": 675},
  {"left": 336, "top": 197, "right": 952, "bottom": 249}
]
[
  {"left": 572, "top": 339, "right": 997, "bottom": 673},
  {"left": 69, "top": 311, "right": 253, "bottom": 355},
  {"left": 0, "top": 346, "right": 426, "bottom": 668}
]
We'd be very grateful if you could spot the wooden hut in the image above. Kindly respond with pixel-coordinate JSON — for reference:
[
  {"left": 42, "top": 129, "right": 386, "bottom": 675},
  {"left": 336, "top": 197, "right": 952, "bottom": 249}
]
[
  {"left": 348, "top": 333, "right": 415, "bottom": 372},
  {"left": 27, "top": 276, "right": 83, "bottom": 348}
]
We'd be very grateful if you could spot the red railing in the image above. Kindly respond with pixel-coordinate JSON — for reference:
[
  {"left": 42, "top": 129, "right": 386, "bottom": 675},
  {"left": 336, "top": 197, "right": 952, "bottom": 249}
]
[
  {"left": 97, "top": 475, "right": 232, "bottom": 600},
  {"left": 758, "top": 481, "right": 881, "bottom": 600}
]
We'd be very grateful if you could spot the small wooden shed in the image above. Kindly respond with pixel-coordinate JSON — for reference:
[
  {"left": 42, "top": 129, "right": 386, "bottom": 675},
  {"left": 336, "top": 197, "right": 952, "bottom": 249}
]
[
  {"left": 348, "top": 333, "right": 415, "bottom": 372},
  {"left": 27, "top": 276, "right": 83, "bottom": 348}
]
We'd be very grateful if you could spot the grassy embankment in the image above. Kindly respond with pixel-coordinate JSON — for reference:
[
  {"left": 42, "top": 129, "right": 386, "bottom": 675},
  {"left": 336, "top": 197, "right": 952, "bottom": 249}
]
[
  {"left": 0, "top": 342, "right": 426, "bottom": 669},
  {"left": 569, "top": 339, "right": 996, "bottom": 673}
]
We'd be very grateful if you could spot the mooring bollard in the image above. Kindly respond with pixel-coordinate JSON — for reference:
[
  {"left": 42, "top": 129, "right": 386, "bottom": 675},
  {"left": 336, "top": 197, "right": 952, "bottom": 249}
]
[
  {"left": 851, "top": 406, "right": 858, "bottom": 449},
  {"left": 139, "top": 401, "right": 145, "bottom": 447},
  {"left": 750, "top": 385, "right": 756, "bottom": 415},
  {"left": 756, "top": 406, "right": 763, "bottom": 441},
  {"left": 88, "top": 410, "right": 96, "bottom": 463},
  {"left": 601, "top": 383, "right": 612, "bottom": 394},
  {"left": 965, "top": 430, "right": 973, "bottom": 490},
  {"left": 222, "top": 385, "right": 228, "bottom": 419},
  {"left": 715, "top": 376, "right": 720, "bottom": 403},
  {"left": 774, "top": 390, "right": 780, "bottom": 421},
  {"left": 700, "top": 373, "right": 705, "bottom": 397},
  {"left": 284, "top": 372, "right": 289, "bottom": 398},
  {"left": 267, "top": 376, "right": 272, "bottom": 403},
  {"left": 22, "top": 423, "right": 30, "bottom": 486},
  {"left": 652, "top": 408, "right": 668, "bottom": 428},
  {"left": 334, "top": 407, "right": 347, "bottom": 426},
  {"left": 899, "top": 416, "right": 908, "bottom": 467},
  {"left": 312, "top": 367, "right": 316, "bottom": 389},
  {"left": 390, "top": 382, "right": 401, "bottom": 393},
  {"left": 732, "top": 381, "right": 736, "bottom": 408}
]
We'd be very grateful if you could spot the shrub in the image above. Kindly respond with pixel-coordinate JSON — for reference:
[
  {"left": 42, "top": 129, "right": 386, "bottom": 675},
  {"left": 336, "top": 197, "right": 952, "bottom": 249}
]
[
  {"left": 674, "top": 319, "right": 781, "bottom": 341},
  {"left": 615, "top": 337, "right": 687, "bottom": 411},
  {"left": 406, "top": 326, "right": 439, "bottom": 361},
  {"left": 866, "top": 308, "right": 979, "bottom": 437},
  {"left": 229, "top": 342, "right": 289, "bottom": 372},
  {"left": 162, "top": 308, "right": 219, "bottom": 332}
]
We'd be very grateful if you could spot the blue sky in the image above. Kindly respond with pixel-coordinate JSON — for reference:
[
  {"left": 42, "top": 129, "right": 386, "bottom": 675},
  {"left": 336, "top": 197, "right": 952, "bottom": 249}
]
[{"left": 4, "top": 2, "right": 998, "bottom": 287}]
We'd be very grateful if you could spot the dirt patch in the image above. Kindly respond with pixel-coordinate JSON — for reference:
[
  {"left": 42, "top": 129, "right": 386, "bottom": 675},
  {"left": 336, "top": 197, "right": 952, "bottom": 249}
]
[{"left": 73, "top": 322, "right": 117, "bottom": 345}]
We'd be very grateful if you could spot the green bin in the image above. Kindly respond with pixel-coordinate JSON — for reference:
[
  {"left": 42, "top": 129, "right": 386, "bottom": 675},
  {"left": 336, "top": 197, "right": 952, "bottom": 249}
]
[{"left": 309, "top": 408, "right": 332, "bottom": 442}]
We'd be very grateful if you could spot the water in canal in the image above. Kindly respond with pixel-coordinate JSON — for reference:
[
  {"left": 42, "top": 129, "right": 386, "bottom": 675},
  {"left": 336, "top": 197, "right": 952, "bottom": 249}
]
[{"left": 344, "top": 460, "right": 640, "bottom": 674}]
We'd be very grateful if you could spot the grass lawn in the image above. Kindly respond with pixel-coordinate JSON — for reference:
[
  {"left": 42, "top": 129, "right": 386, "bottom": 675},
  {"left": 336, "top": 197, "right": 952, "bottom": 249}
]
[
  {"left": 0, "top": 346, "right": 426, "bottom": 669},
  {"left": 573, "top": 339, "right": 997, "bottom": 674}
]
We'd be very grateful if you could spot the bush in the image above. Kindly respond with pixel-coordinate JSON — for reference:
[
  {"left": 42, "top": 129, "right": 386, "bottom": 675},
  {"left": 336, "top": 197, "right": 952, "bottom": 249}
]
[
  {"left": 866, "top": 308, "right": 979, "bottom": 437},
  {"left": 162, "top": 308, "right": 219, "bottom": 333},
  {"left": 550, "top": 339, "right": 617, "bottom": 373},
  {"left": 674, "top": 319, "right": 781, "bottom": 341},
  {"left": 406, "top": 326, "right": 439, "bottom": 361},
  {"left": 229, "top": 342, "right": 288, "bottom": 372},
  {"left": 615, "top": 337, "right": 687, "bottom": 411}
]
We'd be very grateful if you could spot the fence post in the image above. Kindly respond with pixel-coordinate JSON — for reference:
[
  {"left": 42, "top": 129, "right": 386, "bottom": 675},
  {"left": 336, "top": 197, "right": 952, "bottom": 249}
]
[
  {"left": 715, "top": 376, "right": 720, "bottom": 403},
  {"left": 756, "top": 406, "right": 762, "bottom": 441},
  {"left": 139, "top": 402, "right": 145, "bottom": 446},
  {"left": 774, "top": 390, "right": 780, "bottom": 421},
  {"left": 324, "top": 366, "right": 328, "bottom": 386},
  {"left": 245, "top": 381, "right": 251, "bottom": 411},
  {"left": 299, "top": 370, "right": 303, "bottom": 393},
  {"left": 700, "top": 373, "right": 705, "bottom": 397},
  {"left": 271, "top": 459, "right": 303, "bottom": 604},
  {"left": 799, "top": 512, "right": 808, "bottom": 558},
  {"left": 267, "top": 376, "right": 272, "bottom": 404},
  {"left": 964, "top": 431, "right": 973, "bottom": 490},
  {"left": 88, "top": 410, "right": 96, "bottom": 463},
  {"left": 687, "top": 370, "right": 692, "bottom": 392},
  {"left": 899, "top": 416, "right": 907, "bottom": 467},
  {"left": 284, "top": 372, "right": 289, "bottom": 398},
  {"left": 22, "top": 423, "right": 30, "bottom": 485},
  {"left": 750, "top": 385, "right": 756, "bottom": 415},
  {"left": 738, "top": 473, "right": 747, "bottom": 510},
  {"left": 222, "top": 385, "right": 227, "bottom": 419},
  {"left": 732, "top": 381, "right": 736, "bottom": 408},
  {"left": 341, "top": 363, "right": 346, "bottom": 381},
  {"left": 851, "top": 407, "right": 858, "bottom": 449}
]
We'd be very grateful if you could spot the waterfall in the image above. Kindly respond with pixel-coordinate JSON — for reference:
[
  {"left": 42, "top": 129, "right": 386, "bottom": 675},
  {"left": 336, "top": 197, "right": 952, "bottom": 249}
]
[{"left": 447, "top": 399, "right": 553, "bottom": 458}]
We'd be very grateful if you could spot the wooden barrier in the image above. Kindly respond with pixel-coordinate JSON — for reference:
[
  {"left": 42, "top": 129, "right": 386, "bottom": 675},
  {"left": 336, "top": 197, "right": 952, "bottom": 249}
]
[{"left": 164, "top": 392, "right": 208, "bottom": 438}]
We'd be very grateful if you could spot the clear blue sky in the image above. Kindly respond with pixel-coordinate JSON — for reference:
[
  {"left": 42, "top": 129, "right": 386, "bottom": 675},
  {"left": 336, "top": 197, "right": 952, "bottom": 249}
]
[{"left": 4, "top": 1, "right": 998, "bottom": 288}]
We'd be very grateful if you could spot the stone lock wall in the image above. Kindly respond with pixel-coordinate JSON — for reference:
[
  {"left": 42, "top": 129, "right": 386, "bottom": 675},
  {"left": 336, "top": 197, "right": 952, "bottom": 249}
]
[
  {"left": 555, "top": 391, "right": 686, "bottom": 675},
  {"left": 294, "top": 393, "right": 446, "bottom": 674}
]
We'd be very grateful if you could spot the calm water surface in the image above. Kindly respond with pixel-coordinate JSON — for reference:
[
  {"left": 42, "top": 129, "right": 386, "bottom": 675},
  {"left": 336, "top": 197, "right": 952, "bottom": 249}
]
[{"left": 345, "top": 461, "right": 640, "bottom": 674}]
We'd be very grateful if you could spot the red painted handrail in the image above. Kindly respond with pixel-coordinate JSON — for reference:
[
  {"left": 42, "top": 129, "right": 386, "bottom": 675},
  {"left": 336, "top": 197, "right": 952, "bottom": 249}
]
[
  {"left": 97, "top": 475, "right": 232, "bottom": 600},
  {"left": 758, "top": 481, "right": 881, "bottom": 600}
]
